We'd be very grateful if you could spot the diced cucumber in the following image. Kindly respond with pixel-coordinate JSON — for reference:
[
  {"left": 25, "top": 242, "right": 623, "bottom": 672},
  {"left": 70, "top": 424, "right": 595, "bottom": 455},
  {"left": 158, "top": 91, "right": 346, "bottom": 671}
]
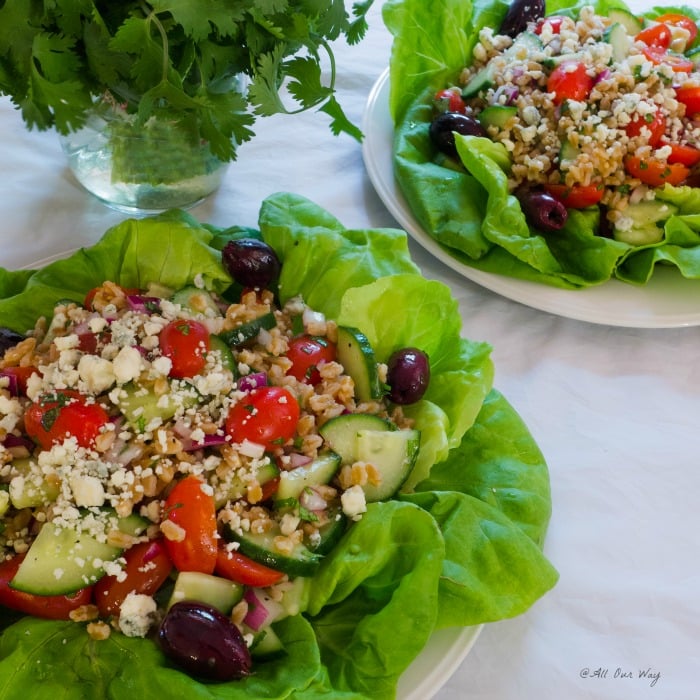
[
  {"left": 309, "top": 507, "right": 348, "bottom": 555},
  {"left": 559, "top": 137, "right": 580, "bottom": 166},
  {"left": 10, "top": 522, "right": 122, "bottom": 595},
  {"left": 9, "top": 457, "right": 60, "bottom": 509},
  {"left": 214, "top": 460, "right": 280, "bottom": 508},
  {"left": 462, "top": 63, "right": 496, "bottom": 98},
  {"left": 335, "top": 326, "right": 382, "bottom": 403},
  {"left": 209, "top": 334, "right": 237, "bottom": 375},
  {"left": 275, "top": 451, "right": 341, "bottom": 501},
  {"left": 604, "top": 22, "right": 631, "bottom": 62},
  {"left": 318, "top": 413, "right": 392, "bottom": 465},
  {"left": 542, "top": 50, "right": 589, "bottom": 68},
  {"left": 478, "top": 105, "right": 517, "bottom": 130},
  {"left": 167, "top": 571, "right": 244, "bottom": 613},
  {"left": 218, "top": 312, "right": 277, "bottom": 347},
  {"left": 116, "top": 380, "right": 199, "bottom": 432},
  {"left": 613, "top": 199, "right": 678, "bottom": 246},
  {"left": 0, "top": 488, "right": 10, "bottom": 518},
  {"left": 278, "top": 576, "right": 311, "bottom": 617},
  {"left": 355, "top": 429, "right": 421, "bottom": 502},
  {"left": 607, "top": 8, "right": 643, "bottom": 35},
  {"left": 170, "top": 286, "right": 222, "bottom": 317},
  {"left": 221, "top": 521, "right": 321, "bottom": 577},
  {"left": 250, "top": 626, "right": 284, "bottom": 658},
  {"left": 688, "top": 47, "right": 700, "bottom": 69}
]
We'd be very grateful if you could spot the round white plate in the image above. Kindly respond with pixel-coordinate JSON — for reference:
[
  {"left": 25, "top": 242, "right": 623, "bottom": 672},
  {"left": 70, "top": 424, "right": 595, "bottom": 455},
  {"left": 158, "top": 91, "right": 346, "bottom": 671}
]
[
  {"left": 21, "top": 249, "right": 482, "bottom": 700},
  {"left": 362, "top": 69, "right": 700, "bottom": 328}
]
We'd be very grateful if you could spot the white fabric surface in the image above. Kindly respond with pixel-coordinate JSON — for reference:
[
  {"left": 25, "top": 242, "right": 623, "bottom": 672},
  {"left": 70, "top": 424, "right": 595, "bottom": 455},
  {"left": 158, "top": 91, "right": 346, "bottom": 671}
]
[{"left": 1, "top": 2, "right": 699, "bottom": 698}]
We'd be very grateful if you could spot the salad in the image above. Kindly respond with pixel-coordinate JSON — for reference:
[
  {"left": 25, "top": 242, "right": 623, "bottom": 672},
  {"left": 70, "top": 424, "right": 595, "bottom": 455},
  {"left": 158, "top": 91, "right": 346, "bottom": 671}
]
[
  {"left": 0, "top": 194, "right": 557, "bottom": 699},
  {"left": 385, "top": 0, "right": 700, "bottom": 287}
]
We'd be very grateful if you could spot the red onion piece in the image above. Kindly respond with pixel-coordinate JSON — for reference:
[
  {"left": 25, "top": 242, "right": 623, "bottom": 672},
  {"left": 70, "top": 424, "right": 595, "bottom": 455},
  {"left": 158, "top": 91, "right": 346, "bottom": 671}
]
[
  {"left": 243, "top": 589, "right": 270, "bottom": 632},
  {"left": 299, "top": 487, "right": 327, "bottom": 512},
  {"left": 2, "top": 434, "right": 33, "bottom": 451},
  {"left": 182, "top": 433, "right": 228, "bottom": 452},
  {"left": 126, "top": 295, "right": 162, "bottom": 314},
  {"left": 593, "top": 69, "right": 611, "bottom": 85},
  {"left": 237, "top": 372, "right": 268, "bottom": 392},
  {"left": 0, "top": 372, "right": 19, "bottom": 397},
  {"left": 288, "top": 453, "right": 313, "bottom": 469}
]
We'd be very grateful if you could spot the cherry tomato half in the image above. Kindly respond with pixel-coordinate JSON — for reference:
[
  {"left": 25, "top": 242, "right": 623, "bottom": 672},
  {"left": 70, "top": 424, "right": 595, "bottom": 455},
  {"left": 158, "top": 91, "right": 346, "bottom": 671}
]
[
  {"left": 624, "top": 155, "right": 690, "bottom": 187},
  {"left": 625, "top": 108, "right": 666, "bottom": 147},
  {"left": 665, "top": 141, "right": 700, "bottom": 167},
  {"left": 1, "top": 365, "right": 39, "bottom": 396},
  {"left": 547, "top": 62, "right": 594, "bottom": 104},
  {"left": 675, "top": 84, "right": 700, "bottom": 118},
  {"left": 544, "top": 183, "right": 604, "bottom": 208},
  {"left": 162, "top": 475, "right": 218, "bottom": 574},
  {"left": 534, "top": 16, "right": 566, "bottom": 35},
  {"left": 24, "top": 390, "right": 110, "bottom": 450},
  {"left": 286, "top": 335, "right": 337, "bottom": 385},
  {"left": 225, "top": 386, "right": 300, "bottom": 451},
  {"left": 93, "top": 539, "right": 173, "bottom": 617},
  {"left": 641, "top": 46, "right": 694, "bottom": 72},
  {"left": 655, "top": 12, "right": 698, "bottom": 46},
  {"left": 0, "top": 554, "right": 93, "bottom": 619},
  {"left": 434, "top": 89, "right": 466, "bottom": 114},
  {"left": 159, "top": 319, "right": 211, "bottom": 379},
  {"left": 215, "top": 546, "right": 285, "bottom": 587},
  {"left": 635, "top": 22, "right": 672, "bottom": 50}
]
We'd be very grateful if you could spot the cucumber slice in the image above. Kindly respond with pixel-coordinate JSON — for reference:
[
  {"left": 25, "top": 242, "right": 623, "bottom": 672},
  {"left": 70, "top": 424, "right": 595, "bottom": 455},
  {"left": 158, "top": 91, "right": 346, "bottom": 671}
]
[
  {"left": 10, "top": 522, "right": 122, "bottom": 595},
  {"left": 355, "top": 428, "right": 421, "bottom": 502},
  {"left": 250, "top": 626, "right": 284, "bottom": 658},
  {"left": 613, "top": 199, "right": 677, "bottom": 246},
  {"left": 336, "top": 326, "right": 382, "bottom": 402},
  {"left": 310, "top": 507, "right": 348, "bottom": 555},
  {"left": 209, "top": 334, "right": 237, "bottom": 375},
  {"left": 9, "top": 457, "right": 60, "bottom": 509},
  {"left": 478, "top": 105, "right": 517, "bottom": 130},
  {"left": 604, "top": 22, "right": 631, "bottom": 62},
  {"left": 607, "top": 8, "right": 643, "bottom": 35},
  {"left": 167, "top": 571, "right": 244, "bottom": 613},
  {"left": 275, "top": 452, "right": 341, "bottom": 501},
  {"left": 462, "top": 63, "right": 496, "bottom": 98},
  {"left": 170, "top": 286, "right": 222, "bottom": 317},
  {"left": 318, "top": 413, "right": 392, "bottom": 464},
  {"left": 116, "top": 380, "right": 200, "bottom": 432},
  {"left": 215, "top": 460, "right": 280, "bottom": 508},
  {"left": 688, "top": 47, "right": 700, "bottom": 69},
  {"left": 221, "top": 522, "right": 321, "bottom": 577},
  {"left": 219, "top": 312, "right": 277, "bottom": 347}
]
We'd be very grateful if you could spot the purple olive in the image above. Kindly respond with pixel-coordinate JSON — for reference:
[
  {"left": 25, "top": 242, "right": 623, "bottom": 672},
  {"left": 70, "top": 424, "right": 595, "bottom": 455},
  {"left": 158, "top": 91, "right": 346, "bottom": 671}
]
[
  {"left": 222, "top": 238, "right": 281, "bottom": 289},
  {"left": 0, "top": 328, "right": 25, "bottom": 355},
  {"left": 429, "top": 112, "right": 486, "bottom": 158},
  {"left": 516, "top": 189, "right": 568, "bottom": 233},
  {"left": 159, "top": 601, "right": 252, "bottom": 682},
  {"left": 499, "top": 0, "right": 545, "bottom": 37},
  {"left": 387, "top": 348, "right": 430, "bottom": 405}
]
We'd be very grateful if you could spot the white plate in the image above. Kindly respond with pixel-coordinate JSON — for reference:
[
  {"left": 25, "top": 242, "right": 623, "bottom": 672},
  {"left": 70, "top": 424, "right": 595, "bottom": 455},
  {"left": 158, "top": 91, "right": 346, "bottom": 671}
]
[
  {"left": 22, "top": 249, "right": 482, "bottom": 700},
  {"left": 362, "top": 69, "right": 700, "bottom": 328}
]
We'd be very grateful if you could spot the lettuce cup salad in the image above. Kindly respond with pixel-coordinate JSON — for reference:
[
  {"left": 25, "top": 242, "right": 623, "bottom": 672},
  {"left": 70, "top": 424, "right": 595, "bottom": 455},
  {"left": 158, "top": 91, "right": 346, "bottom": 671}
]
[
  {"left": 0, "top": 194, "right": 557, "bottom": 699},
  {"left": 385, "top": 0, "right": 700, "bottom": 287}
]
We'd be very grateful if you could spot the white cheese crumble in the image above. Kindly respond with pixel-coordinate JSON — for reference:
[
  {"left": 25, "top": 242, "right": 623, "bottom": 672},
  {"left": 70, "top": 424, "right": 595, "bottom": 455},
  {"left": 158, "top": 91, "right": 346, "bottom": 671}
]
[{"left": 118, "top": 593, "right": 158, "bottom": 638}]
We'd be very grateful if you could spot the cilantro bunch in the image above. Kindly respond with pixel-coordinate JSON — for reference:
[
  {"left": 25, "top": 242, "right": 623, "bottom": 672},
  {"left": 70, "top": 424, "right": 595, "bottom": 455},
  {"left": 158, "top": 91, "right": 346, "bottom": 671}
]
[{"left": 0, "top": 0, "right": 374, "bottom": 162}]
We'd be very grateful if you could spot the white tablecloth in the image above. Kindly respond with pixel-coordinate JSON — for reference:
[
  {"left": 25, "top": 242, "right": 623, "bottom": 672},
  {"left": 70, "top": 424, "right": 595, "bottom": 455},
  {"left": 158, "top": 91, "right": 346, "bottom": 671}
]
[{"left": 1, "top": 3, "right": 699, "bottom": 699}]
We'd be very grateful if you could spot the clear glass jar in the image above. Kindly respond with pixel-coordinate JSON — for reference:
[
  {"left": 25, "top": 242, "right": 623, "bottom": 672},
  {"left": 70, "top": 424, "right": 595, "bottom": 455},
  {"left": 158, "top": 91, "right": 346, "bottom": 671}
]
[{"left": 60, "top": 99, "right": 228, "bottom": 214}]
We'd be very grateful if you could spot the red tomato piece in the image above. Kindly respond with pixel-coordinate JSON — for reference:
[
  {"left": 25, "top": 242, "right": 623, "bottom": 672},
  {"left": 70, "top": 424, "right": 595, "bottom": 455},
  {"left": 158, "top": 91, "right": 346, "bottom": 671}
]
[
  {"left": 162, "top": 475, "right": 218, "bottom": 574},
  {"left": 641, "top": 46, "right": 694, "bottom": 72},
  {"left": 434, "top": 89, "right": 466, "bottom": 114},
  {"left": 285, "top": 335, "right": 337, "bottom": 385},
  {"left": 624, "top": 155, "right": 690, "bottom": 187},
  {"left": 635, "top": 22, "right": 672, "bottom": 49},
  {"left": 545, "top": 183, "right": 604, "bottom": 208},
  {"left": 225, "top": 386, "right": 300, "bottom": 451},
  {"left": 547, "top": 62, "right": 594, "bottom": 104},
  {"left": 1, "top": 365, "right": 39, "bottom": 395},
  {"left": 534, "top": 16, "right": 566, "bottom": 35},
  {"left": 24, "top": 390, "right": 109, "bottom": 450},
  {"left": 215, "top": 546, "right": 285, "bottom": 587},
  {"left": 665, "top": 141, "right": 700, "bottom": 167},
  {"left": 625, "top": 108, "right": 666, "bottom": 147},
  {"left": 159, "top": 319, "right": 211, "bottom": 379},
  {"left": 93, "top": 539, "right": 173, "bottom": 617},
  {"left": 675, "top": 84, "right": 700, "bottom": 118},
  {"left": 0, "top": 554, "right": 93, "bottom": 619},
  {"left": 655, "top": 12, "right": 698, "bottom": 46}
]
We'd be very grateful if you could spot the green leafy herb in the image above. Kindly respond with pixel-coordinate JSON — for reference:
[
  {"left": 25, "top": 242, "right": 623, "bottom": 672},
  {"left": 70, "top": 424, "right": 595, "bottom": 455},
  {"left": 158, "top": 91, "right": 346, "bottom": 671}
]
[{"left": 0, "top": 0, "right": 374, "bottom": 162}]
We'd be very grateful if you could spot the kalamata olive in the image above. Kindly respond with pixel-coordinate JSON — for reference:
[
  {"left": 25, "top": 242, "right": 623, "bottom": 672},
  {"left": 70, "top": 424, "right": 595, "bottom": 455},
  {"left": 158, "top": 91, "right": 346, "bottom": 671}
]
[
  {"left": 0, "top": 327, "right": 25, "bottom": 355},
  {"left": 429, "top": 112, "right": 486, "bottom": 159},
  {"left": 222, "top": 238, "right": 281, "bottom": 289},
  {"left": 498, "top": 0, "right": 545, "bottom": 38},
  {"left": 159, "top": 601, "right": 252, "bottom": 681},
  {"left": 516, "top": 189, "right": 568, "bottom": 233},
  {"left": 387, "top": 347, "right": 430, "bottom": 405}
]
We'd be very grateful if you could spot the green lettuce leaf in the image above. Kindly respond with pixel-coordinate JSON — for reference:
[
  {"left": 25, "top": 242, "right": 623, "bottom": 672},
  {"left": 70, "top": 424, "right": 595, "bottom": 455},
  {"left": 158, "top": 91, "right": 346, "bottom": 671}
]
[
  {"left": 387, "top": 0, "right": 700, "bottom": 287},
  {"left": 0, "top": 194, "right": 556, "bottom": 698}
]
